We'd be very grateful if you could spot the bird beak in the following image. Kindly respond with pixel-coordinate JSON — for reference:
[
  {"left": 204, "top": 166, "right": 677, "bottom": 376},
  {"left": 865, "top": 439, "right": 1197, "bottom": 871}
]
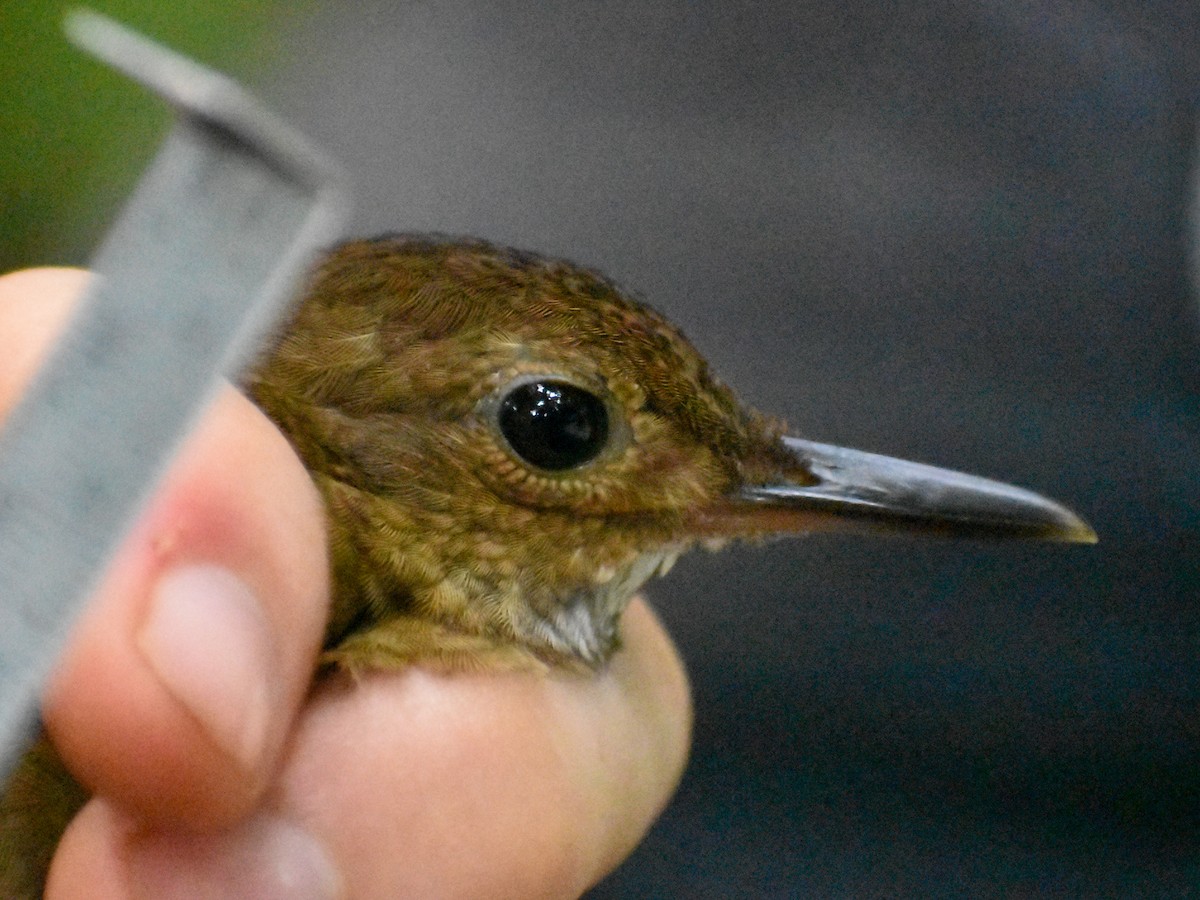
[{"left": 698, "top": 436, "right": 1096, "bottom": 543}]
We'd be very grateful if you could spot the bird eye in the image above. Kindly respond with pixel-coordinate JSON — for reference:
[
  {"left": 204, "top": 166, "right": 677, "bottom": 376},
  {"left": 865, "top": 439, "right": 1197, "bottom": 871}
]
[{"left": 497, "top": 380, "right": 610, "bottom": 470}]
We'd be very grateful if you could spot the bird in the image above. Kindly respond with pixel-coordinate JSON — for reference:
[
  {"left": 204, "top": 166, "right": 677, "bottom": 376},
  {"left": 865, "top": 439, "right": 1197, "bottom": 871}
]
[{"left": 0, "top": 233, "right": 1095, "bottom": 894}]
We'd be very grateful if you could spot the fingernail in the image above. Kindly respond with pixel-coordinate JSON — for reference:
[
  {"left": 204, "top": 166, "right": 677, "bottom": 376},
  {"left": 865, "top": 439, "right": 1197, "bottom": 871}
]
[
  {"left": 138, "top": 564, "right": 274, "bottom": 770},
  {"left": 129, "top": 813, "right": 343, "bottom": 900}
]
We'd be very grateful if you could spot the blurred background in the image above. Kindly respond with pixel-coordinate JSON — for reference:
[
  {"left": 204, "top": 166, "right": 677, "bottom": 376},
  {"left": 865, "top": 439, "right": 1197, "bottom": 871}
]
[{"left": 5, "top": 0, "right": 1199, "bottom": 894}]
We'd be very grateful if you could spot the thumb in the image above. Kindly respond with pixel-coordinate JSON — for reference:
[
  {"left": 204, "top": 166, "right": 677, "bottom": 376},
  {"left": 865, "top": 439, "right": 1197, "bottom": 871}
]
[{"left": 0, "top": 268, "right": 332, "bottom": 892}]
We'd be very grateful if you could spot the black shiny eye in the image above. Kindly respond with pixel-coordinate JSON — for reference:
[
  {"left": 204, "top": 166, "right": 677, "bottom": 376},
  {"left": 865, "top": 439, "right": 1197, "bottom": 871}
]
[{"left": 497, "top": 380, "right": 610, "bottom": 470}]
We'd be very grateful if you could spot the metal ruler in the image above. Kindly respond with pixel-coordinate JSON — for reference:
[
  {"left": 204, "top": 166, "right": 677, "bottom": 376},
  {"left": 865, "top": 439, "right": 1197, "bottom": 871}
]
[{"left": 0, "top": 10, "right": 349, "bottom": 773}]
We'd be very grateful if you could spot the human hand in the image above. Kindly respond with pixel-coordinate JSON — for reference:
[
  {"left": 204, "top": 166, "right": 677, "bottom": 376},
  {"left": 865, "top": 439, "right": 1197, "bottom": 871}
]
[{"left": 0, "top": 268, "right": 692, "bottom": 899}]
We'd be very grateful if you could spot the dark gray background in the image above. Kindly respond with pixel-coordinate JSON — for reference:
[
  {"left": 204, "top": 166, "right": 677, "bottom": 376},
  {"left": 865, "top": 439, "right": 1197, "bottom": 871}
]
[{"left": 256, "top": 1, "right": 1199, "bottom": 894}]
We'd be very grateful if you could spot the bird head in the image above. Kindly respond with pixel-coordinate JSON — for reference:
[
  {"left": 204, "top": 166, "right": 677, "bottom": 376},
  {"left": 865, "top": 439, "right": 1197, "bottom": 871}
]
[{"left": 246, "top": 235, "right": 1094, "bottom": 672}]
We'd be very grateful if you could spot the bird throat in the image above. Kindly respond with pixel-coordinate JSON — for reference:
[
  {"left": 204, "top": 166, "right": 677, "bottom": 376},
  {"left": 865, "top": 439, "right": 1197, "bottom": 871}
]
[
  {"left": 310, "top": 469, "right": 689, "bottom": 673},
  {"left": 520, "top": 546, "right": 684, "bottom": 667}
]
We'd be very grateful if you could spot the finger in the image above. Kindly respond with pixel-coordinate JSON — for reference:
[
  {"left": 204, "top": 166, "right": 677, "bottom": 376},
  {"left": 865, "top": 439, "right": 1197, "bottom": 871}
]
[
  {"left": 49, "top": 799, "right": 342, "bottom": 900},
  {"left": 0, "top": 268, "right": 88, "bottom": 408},
  {"left": 42, "top": 384, "right": 330, "bottom": 826},
  {"left": 0, "top": 268, "right": 330, "bottom": 828},
  {"left": 273, "top": 598, "right": 691, "bottom": 899},
  {"left": 52, "top": 600, "right": 688, "bottom": 899}
]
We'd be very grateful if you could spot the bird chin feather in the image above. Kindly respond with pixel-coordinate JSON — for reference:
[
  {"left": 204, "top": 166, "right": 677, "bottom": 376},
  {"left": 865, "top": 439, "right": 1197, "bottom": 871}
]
[{"left": 522, "top": 547, "right": 683, "bottom": 667}]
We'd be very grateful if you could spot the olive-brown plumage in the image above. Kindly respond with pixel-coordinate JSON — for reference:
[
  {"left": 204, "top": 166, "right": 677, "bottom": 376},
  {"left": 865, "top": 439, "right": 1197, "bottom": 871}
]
[
  {"left": 0, "top": 234, "right": 1094, "bottom": 896},
  {"left": 247, "top": 235, "right": 808, "bottom": 673}
]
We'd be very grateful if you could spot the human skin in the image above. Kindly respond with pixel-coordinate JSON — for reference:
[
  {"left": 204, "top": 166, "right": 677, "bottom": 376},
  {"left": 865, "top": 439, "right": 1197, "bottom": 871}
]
[{"left": 0, "top": 268, "right": 692, "bottom": 899}]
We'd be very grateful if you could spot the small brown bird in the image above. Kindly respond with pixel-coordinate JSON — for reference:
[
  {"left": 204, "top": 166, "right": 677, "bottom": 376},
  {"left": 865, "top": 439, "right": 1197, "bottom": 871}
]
[{"left": 0, "top": 234, "right": 1094, "bottom": 894}]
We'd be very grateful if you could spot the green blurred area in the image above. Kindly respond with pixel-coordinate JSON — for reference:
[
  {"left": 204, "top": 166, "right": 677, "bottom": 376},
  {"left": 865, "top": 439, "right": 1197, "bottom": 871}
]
[{"left": 0, "top": 0, "right": 300, "bottom": 272}]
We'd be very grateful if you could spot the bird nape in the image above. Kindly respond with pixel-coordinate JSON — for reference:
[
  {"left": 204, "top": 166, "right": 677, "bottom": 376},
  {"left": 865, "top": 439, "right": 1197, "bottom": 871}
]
[{"left": 0, "top": 233, "right": 1095, "bottom": 897}]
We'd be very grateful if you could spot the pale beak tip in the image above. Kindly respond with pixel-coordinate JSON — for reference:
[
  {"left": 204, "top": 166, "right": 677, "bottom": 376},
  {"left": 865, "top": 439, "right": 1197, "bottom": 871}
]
[{"left": 1052, "top": 511, "right": 1098, "bottom": 545}]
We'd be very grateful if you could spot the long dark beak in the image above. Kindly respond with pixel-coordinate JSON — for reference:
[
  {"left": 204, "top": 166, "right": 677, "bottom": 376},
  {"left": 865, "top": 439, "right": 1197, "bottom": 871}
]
[{"left": 705, "top": 437, "right": 1096, "bottom": 542}]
